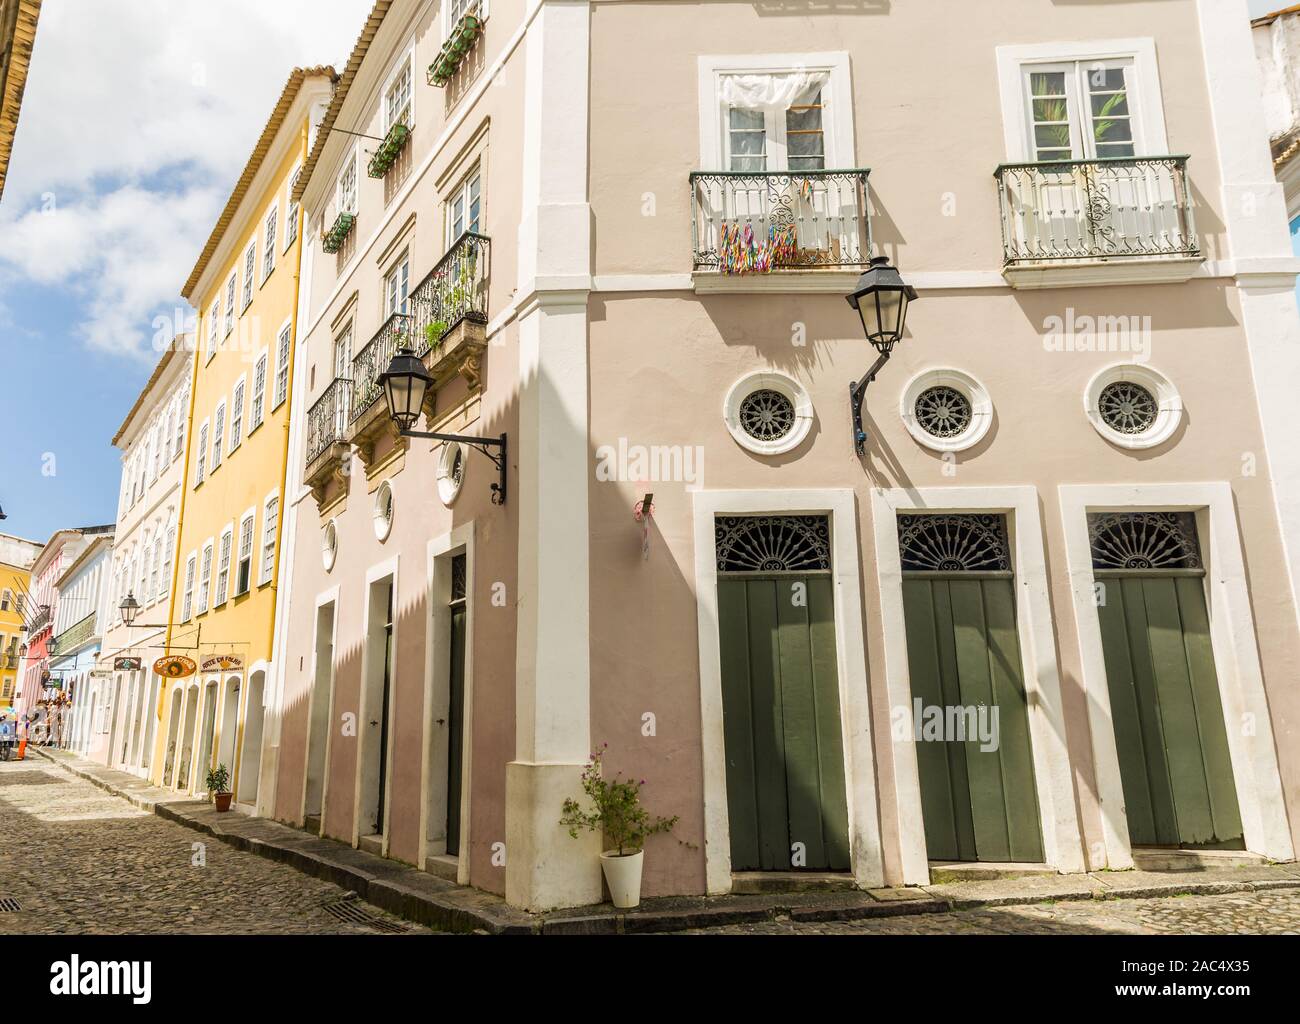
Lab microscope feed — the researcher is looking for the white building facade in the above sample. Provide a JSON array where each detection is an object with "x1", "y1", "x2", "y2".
[{"x1": 95, "y1": 346, "x2": 192, "y2": 775}]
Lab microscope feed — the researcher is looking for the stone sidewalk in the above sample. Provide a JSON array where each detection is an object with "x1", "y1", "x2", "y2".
[{"x1": 28, "y1": 746, "x2": 1300, "y2": 935}]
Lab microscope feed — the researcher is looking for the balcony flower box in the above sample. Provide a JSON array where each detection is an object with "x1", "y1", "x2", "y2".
[
  {"x1": 367, "y1": 122, "x2": 411, "y2": 179},
  {"x1": 321, "y1": 212, "x2": 356, "y2": 255},
  {"x1": 427, "y1": 9, "x2": 484, "y2": 88}
]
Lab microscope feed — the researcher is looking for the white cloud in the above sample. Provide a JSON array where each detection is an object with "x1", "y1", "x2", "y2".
[{"x1": 0, "y1": 0, "x2": 372, "y2": 357}]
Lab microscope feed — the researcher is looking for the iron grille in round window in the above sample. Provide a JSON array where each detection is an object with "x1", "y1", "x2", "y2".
[
  {"x1": 898, "y1": 514, "x2": 1011, "y2": 572},
  {"x1": 1098, "y1": 381, "x2": 1158, "y2": 435},
  {"x1": 450, "y1": 447, "x2": 464, "y2": 488},
  {"x1": 716, "y1": 515, "x2": 831, "y2": 573},
  {"x1": 738, "y1": 389, "x2": 796, "y2": 443},
  {"x1": 1088, "y1": 511, "x2": 1202, "y2": 571},
  {"x1": 914, "y1": 385, "x2": 972, "y2": 439}
]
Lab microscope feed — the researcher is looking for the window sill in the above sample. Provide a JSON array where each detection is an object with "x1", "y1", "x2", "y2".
[
  {"x1": 692, "y1": 268, "x2": 862, "y2": 294},
  {"x1": 1001, "y1": 256, "x2": 1204, "y2": 290}
]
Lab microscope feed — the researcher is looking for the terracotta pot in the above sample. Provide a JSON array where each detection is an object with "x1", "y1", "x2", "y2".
[
  {"x1": 214, "y1": 792, "x2": 233, "y2": 813},
  {"x1": 600, "y1": 849, "x2": 644, "y2": 909}
]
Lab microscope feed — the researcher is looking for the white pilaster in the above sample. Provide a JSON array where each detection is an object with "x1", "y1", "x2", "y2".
[
  {"x1": 1198, "y1": 0, "x2": 1300, "y2": 627},
  {"x1": 505, "y1": 0, "x2": 601, "y2": 912}
]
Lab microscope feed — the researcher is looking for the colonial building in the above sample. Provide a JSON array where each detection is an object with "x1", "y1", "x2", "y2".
[
  {"x1": 262, "y1": 0, "x2": 1300, "y2": 913},
  {"x1": 15, "y1": 525, "x2": 112, "y2": 738},
  {"x1": 155, "y1": 68, "x2": 334, "y2": 801},
  {"x1": 0, "y1": 532, "x2": 42, "y2": 710},
  {"x1": 1254, "y1": 4, "x2": 1300, "y2": 219},
  {"x1": 94, "y1": 344, "x2": 192, "y2": 776},
  {"x1": 49, "y1": 531, "x2": 113, "y2": 755}
]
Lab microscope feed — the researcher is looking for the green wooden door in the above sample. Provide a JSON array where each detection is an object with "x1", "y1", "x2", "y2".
[
  {"x1": 446, "y1": 603, "x2": 466, "y2": 853},
  {"x1": 1097, "y1": 574, "x2": 1243, "y2": 847},
  {"x1": 897, "y1": 513, "x2": 1042, "y2": 864},
  {"x1": 1089, "y1": 512, "x2": 1242, "y2": 849},
  {"x1": 718, "y1": 574, "x2": 851, "y2": 872},
  {"x1": 901, "y1": 576, "x2": 1043, "y2": 863}
]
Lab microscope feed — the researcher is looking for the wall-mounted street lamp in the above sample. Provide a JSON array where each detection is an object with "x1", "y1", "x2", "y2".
[
  {"x1": 378, "y1": 347, "x2": 508, "y2": 506},
  {"x1": 847, "y1": 256, "x2": 918, "y2": 455},
  {"x1": 119, "y1": 592, "x2": 141, "y2": 628}
]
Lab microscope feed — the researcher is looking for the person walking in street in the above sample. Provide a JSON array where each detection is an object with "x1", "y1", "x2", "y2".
[{"x1": 16, "y1": 714, "x2": 28, "y2": 760}]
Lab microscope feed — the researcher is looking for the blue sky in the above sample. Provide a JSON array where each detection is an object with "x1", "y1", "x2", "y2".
[{"x1": 0, "y1": 0, "x2": 370, "y2": 545}]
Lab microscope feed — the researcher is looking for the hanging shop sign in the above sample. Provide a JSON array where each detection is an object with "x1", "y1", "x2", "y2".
[
  {"x1": 153, "y1": 655, "x2": 197, "y2": 679},
  {"x1": 200, "y1": 654, "x2": 245, "y2": 673},
  {"x1": 90, "y1": 668, "x2": 113, "y2": 679},
  {"x1": 114, "y1": 656, "x2": 143, "y2": 671}
]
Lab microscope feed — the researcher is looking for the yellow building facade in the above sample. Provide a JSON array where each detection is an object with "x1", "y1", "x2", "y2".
[
  {"x1": 152, "y1": 68, "x2": 334, "y2": 802},
  {"x1": 0, "y1": 538, "x2": 41, "y2": 710}
]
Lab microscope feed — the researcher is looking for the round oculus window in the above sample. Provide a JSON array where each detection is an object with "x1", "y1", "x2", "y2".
[
  {"x1": 373, "y1": 481, "x2": 394, "y2": 541},
  {"x1": 914, "y1": 385, "x2": 973, "y2": 440},
  {"x1": 322, "y1": 520, "x2": 338, "y2": 571},
  {"x1": 437, "y1": 442, "x2": 467, "y2": 507},
  {"x1": 723, "y1": 372, "x2": 814, "y2": 456},
  {"x1": 1097, "y1": 380, "x2": 1158, "y2": 436},
  {"x1": 738, "y1": 389, "x2": 796, "y2": 443}
]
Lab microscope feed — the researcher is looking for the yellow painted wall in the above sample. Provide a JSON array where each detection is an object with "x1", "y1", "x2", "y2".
[
  {"x1": 151, "y1": 106, "x2": 309, "y2": 791},
  {"x1": 0, "y1": 562, "x2": 31, "y2": 709}
]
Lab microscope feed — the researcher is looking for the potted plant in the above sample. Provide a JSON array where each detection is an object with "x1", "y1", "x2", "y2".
[
  {"x1": 560, "y1": 745, "x2": 678, "y2": 909},
  {"x1": 206, "y1": 764, "x2": 233, "y2": 812}
]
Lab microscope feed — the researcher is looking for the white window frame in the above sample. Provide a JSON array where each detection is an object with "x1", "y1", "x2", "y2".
[
  {"x1": 442, "y1": 0, "x2": 487, "y2": 43},
  {"x1": 262, "y1": 202, "x2": 279, "y2": 283},
  {"x1": 697, "y1": 52, "x2": 855, "y2": 171},
  {"x1": 994, "y1": 39, "x2": 1169, "y2": 162},
  {"x1": 194, "y1": 419, "x2": 209, "y2": 487},
  {"x1": 259, "y1": 492, "x2": 280, "y2": 586},
  {"x1": 382, "y1": 47, "x2": 416, "y2": 134},
  {"x1": 215, "y1": 526, "x2": 233, "y2": 607},
  {"x1": 242, "y1": 241, "x2": 256, "y2": 310},
  {"x1": 225, "y1": 275, "x2": 237, "y2": 336},
  {"x1": 161, "y1": 525, "x2": 175, "y2": 604},
  {"x1": 198, "y1": 541, "x2": 213, "y2": 615},
  {"x1": 236, "y1": 510, "x2": 256, "y2": 597},
  {"x1": 384, "y1": 252, "x2": 410, "y2": 318},
  {"x1": 446, "y1": 168, "x2": 482, "y2": 244},
  {"x1": 337, "y1": 149, "x2": 358, "y2": 216},
  {"x1": 174, "y1": 388, "x2": 187, "y2": 459},
  {"x1": 285, "y1": 165, "x2": 302, "y2": 251},
  {"x1": 273, "y1": 319, "x2": 292, "y2": 410},
  {"x1": 250, "y1": 350, "x2": 268, "y2": 431},
  {"x1": 211, "y1": 400, "x2": 226, "y2": 471},
  {"x1": 229, "y1": 375, "x2": 247, "y2": 452}
]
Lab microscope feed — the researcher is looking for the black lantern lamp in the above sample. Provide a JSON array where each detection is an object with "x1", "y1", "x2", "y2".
[
  {"x1": 47, "y1": 636, "x2": 59, "y2": 655},
  {"x1": 379, "y1": 347, "x2": 508, "y2": 505},
  {"x1": 119, "y1": 592, "x2": 141, "y2": 628},
  {"x1": 847, "y1": 255, "x2": 918, "y2": 455}
]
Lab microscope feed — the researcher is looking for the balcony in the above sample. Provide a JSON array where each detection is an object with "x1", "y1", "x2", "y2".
[
  {"x1": 690, "y1": 169, "x2": 871, "y2": 292},
  {"x1": 304, "y1": 377, "x2": 353, "y2": 506},
  {"x1": 348, "y1": 312, "x2": 415, "y2": 467},
  {"x1": 994, "y1": 156, "x2": 1202, "y2": 288},
  {"x1": 409, "y1": 231, "x2": 491, "y2": 413}
]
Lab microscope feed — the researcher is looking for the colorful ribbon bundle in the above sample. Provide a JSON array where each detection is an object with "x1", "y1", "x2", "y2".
[{"x1": 719, "y1": 221, "x2": 800, "y2": 274}]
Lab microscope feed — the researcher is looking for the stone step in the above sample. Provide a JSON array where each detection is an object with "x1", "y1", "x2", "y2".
[
  {"x1": 730, "y1": 871, "x2": 858, "y2": 894},
  {"x1": 1129, "y1": 846, "x2": 1270, "y2": 872},
  {"x1": 927, "y1": 861, "x2": 1059, "y2": 884}
]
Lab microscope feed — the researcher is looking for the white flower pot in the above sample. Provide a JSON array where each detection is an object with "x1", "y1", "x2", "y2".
[{"x1": 600, "y1": 849, "x2": 644, "y2": 909}]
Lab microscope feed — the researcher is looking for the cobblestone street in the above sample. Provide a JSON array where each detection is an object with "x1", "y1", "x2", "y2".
[
  {"x1": 0, "y1": 758, "x2": 434, "y2": 935},
  {"x1": 685, "y1": 888, "x2": 1300, "y2": 935}
]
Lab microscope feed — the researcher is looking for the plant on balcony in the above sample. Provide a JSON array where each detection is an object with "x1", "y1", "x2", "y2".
[
  {"x1": 367, "y1": 122, "x2": 411, "y2": 179},
  {"x1": 425, "y1": 319, "x2": 449, "y2": 350},
  {"x1": 427, "y1": 8, "x2": 485, "y2": 88},
  {"x1": 321, "y1": 212, "x2": 356, "y2": 255}
]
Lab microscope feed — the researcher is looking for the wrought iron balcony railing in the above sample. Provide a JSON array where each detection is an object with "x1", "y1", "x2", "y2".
[
  {"x1": 690, "y1": 169, "x2": 871, "y2": 273},
  {"x1": 995, "y1": 156, "x2": 1200, "y2": 266},
  {"x1": 28, "y1": 605, "x2": 50, "y2": 634},
  {"x1": 409, "y1": 231, "x2": 491, "y2": 355},
  {"x1": 351, "y1": 313, "x2": 414, "y2": 422},
  {"x1": 306, "y1": 377, "x2": 353, "y2": 465}
]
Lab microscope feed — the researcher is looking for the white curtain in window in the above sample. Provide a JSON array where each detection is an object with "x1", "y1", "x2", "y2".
[{"x1": 718, "y1": 70, "x2": 828, "y2": 111}]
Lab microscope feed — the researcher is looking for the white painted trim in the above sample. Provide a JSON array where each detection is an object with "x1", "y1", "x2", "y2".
[
  {"x1": 1083, "y1": 362, "x2": 1182, "y2": 450},
  {"x1": 870, "y1": 486, "x2": 1086, "y2": 883},
  {"x1": 300, "y1": 585, "x2": 341, "y2": 830},
  {"x1": 696, "y1": 52, "x2": 855, "y2": 169},
  {"x1": 419, "y1": 523, "x2": 475, "y2": 884},
  {"x1": 899, "y1": 368, "x2": 993, "y2": 454},
  {"x1": 994, "y1": 38, "x2": 1169, "y2": 162},
  {"x1": 1058, "y1": 482, "x2": 1295, "y2": 865},
  {"x1": 722, "y1": 371, "x2": 814, "y2": 456},
  {"x1": 352, "y1": 556, "x2": 399, "y2": 848},
  {"x1": 692, "y1": 488, "x2": 883, "y2": 893}
]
